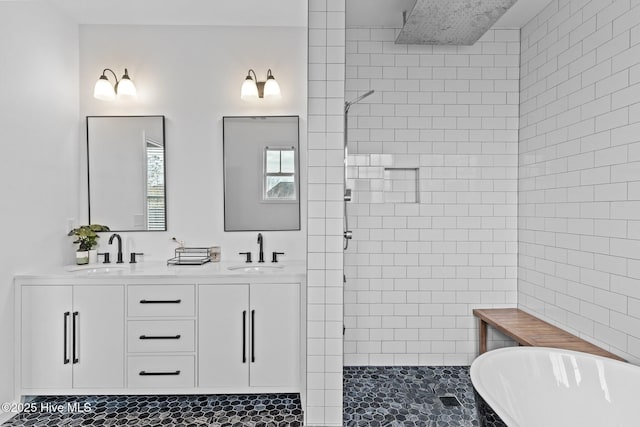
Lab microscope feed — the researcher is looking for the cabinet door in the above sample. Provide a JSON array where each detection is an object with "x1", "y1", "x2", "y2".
[
  {"x1": 250, "y1": 283, "x2": 299, "y2": 388},
  {"x1": 199, "y1": 284, "x2": 249, "y2": 388},
  {"x1": 73, "y1": 285, "x2": 124, "y2": 388},
  {"x1": 21, "y1": 285, "x2": 73, "y2": 389}
]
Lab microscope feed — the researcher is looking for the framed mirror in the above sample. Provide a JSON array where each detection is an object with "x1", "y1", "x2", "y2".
[
  {"x1": 223, "y1": 116, "x2": 300, "y2": 231},
  {"x1": 87, "y1": 115, "x2": 166, "y2": 231}
]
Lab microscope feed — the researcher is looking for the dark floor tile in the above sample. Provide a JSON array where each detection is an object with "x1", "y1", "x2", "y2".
[
  {"x1": 1, "y1": 394, "x2": 303, "y2": 427},
  {"x1": 343, "y1": 366, "x2": 479, "y2": 427},
  {"x1": 3, "y1": 367, "x2": 478, "y2": 426}
]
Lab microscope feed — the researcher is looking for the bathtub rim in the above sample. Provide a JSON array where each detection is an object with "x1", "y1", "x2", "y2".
[{"x1": 470, "y1": 346, "x2": 629, "y2": 427}]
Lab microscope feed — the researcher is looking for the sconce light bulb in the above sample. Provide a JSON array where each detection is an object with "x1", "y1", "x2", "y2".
[
  {"x1": 241, "y1": 74, "x2": 259, "y2": 100},
  {"x1": 117, "y1": 69, "x2": 137, "y2": 99},
  {"x1": 263, "y1": 74, "x2": 281, "y2": 98},
  {"x1": 93, "y1": 75, "x2": 116, "y2": 101}
]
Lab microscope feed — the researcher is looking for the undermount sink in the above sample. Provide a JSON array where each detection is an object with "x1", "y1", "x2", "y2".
[
  {"x1": 67, "y1": 265, "x2": 127, "y2": 275},
  {"x1": 227, "y1": 264, "x2": 284, "y2": 273}
]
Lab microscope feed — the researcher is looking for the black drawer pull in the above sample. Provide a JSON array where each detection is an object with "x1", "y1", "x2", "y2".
[
  {"x1": 139, "y1": 335, "x2": 181, "y2": 340},
  {"x1": 139, "y1": 370, "x2": 181, "y2": 376},
  {"x1": 139, "y1": 299, "x2": 182, "y2": 304}
]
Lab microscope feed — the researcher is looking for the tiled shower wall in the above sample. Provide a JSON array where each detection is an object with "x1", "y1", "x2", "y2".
[
  {"x1": 307, "y1": 0, "x2": 345, "y2": 425},
  {"x1": 344, "y1": 28, "x2": 520, "y2": 366},
  {"x1": 518, "y1": 0, "x2": 640, "y2": 363}
]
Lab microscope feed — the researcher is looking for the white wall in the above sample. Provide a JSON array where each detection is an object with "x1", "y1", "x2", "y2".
[
  {"x1": 344, "y1": 28, "x2": 520, "y2": 366},
  {"x1": 306, "y1": 0, "x2": 346, "y2": 424},
  {"x1": 519, "y1": 0, "x2": 640, "y2": 363},
  {"x1": 0, "y1": 0, "x2": 79, "y2": 419},
  {"x1": 78, "y1": 24, "x2": 308, "y2": 262}
]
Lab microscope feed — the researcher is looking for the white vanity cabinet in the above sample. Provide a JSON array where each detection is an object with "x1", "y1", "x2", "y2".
[
  {"x1": 198, "y1": 283, "x2": 300, "y2": 390},
  {"x1": 20, "y1": 284, "x2": 124, "y2": 390},
  {"x1": 15, "y1": 263, "x2": 306, "y2": 398}
]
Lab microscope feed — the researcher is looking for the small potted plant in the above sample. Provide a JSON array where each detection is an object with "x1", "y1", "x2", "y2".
[{"x1": 68, "y1": 224, "x2": 110, "y2": 264}]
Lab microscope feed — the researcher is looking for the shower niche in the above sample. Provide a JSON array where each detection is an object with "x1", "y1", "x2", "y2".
[{"x1": 383, "y1": 168, "x2": 419, "y2": 204}]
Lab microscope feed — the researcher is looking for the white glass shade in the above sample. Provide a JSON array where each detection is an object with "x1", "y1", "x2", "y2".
[
  {"x1": 117, "y1": 77, "x2": 137, "y2": 99},
  {"x1": 93, "y1": 76, "x2": 116, "y2": 101},
  {"x1": 263, "y1": 76, "x2": 281, "y2": 98},
  {"x1": 241, "y1": 76, "x2": 259, "y2": 100}
]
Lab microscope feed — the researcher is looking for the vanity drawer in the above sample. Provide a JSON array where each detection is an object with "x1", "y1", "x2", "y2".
[
  {"x1": 127, "y1": 356, "x2": 194, "y2": 388},
  {"x1": 128, "y1": 285, "x2": 195, "y2": 317},
  {"x1": 128, "y1": 320, "x2": 195, "y2": 353}
]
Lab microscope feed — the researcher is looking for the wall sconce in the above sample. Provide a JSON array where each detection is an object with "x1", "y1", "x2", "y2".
[
  {"x1": 241, "y1": 69, "x2": 281, "y2": 100},
  {"x1": 93, "y1": 68, "x2": 137, "y2": 101}
]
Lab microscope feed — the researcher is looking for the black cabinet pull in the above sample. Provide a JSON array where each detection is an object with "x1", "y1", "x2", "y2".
[
  {"x1": 139, "y1": 299, "x2": 182, "y2": 304},
  {"x1": 251, "y1": 309, "x2": 255, "y2": 363},
  {"x1": 242, "y1": 311, "x2": 247, "y2": 363},
  {"x1": 63, "y1": 312, "x2": 70, "y2": 364},
  {"x1": 139, "y1": 370, "x2": 180, "y2": 376},
  {"x1": 72, "y1": 311, "x2": 79, "y2": 364},
  {"x1": 139, "y1": 335, "x2": 181, "y2": 340}
]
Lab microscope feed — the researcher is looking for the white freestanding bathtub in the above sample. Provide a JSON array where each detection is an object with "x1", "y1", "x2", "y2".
[{"x1": 470, "y1": 347, "x2": 639, "y2": 427}]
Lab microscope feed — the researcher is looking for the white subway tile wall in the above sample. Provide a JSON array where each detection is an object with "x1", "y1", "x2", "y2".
[
  {"x1": 307, "y1": 0, "x2": 345, "y2": 425},
  {"x1": 519, "y1": 0, "x2": 640, "y2": 363},
  {"x1": 344, "y1": 28, "x2": 520, "y2": 366}
]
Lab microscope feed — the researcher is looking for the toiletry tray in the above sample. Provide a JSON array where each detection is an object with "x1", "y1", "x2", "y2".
[{"x1": 167, "y1": 247, "x2": 219, "y2": 265}]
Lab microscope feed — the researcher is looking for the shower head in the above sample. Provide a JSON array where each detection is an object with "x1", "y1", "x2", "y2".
[{"x1": 345, "y1": 90, "x2": 375, "y2": 113}]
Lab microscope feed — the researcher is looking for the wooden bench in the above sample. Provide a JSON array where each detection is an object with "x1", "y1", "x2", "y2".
[{"x1": 473, "y1": 308, "x2": 626, "y2": 362}]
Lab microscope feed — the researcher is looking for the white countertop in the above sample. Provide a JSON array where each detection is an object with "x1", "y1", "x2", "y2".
[{"x1": 14, "y1": 260, "x2": 306, "y2": 284}]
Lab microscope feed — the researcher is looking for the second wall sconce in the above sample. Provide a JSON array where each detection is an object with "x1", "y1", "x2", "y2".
[
  {"x1": 241, "y1": 69, "x2": 281, "y2": 100},
  {"x1": 94, "y1": 68, "x2": 137, "y2": 101}
]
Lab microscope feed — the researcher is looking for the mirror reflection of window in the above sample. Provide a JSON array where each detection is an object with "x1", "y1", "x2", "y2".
[
  {"x1": 146, "y1": 137, "x2": 165, "y2": 230},
  {"x1": 87, "y1": 115, "x2": 166, "y2": 231},
  {"x1": 222, "y1": 115, "x2": 299, "y2": 231},
  {"x1": 264, "y1": 147, "x2": 296, "y2": 201}
]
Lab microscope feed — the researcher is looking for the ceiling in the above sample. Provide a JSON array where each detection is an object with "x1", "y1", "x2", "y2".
[
  {"x1": 48, "y1": 0, "x2": 549, "y2": 30},
  {"x1": 346, "y1": 0, "x2": 552, "y2": 29},
  {"x1": 48, "y1": 0, "x2": 307, "y2": 27}
]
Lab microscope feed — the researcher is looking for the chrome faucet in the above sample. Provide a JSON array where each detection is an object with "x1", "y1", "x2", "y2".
[
  {"x1": 108, "y1": 233, "x2": 124, "y2": 264},
  {"x1": 257, "y1": 233, "x2": 265, "y2": 263}
]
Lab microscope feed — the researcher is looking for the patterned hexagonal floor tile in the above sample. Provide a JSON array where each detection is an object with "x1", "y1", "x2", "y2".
[
  {"x1": 2, "y1": 367, "x2": 478, "y2": 426},
  {"x1": 343, "y1": 366, "x2": 479, "y2": 427},
  {"x1": 2, "y1": 394, "x2": 303, "y2": 427}
]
